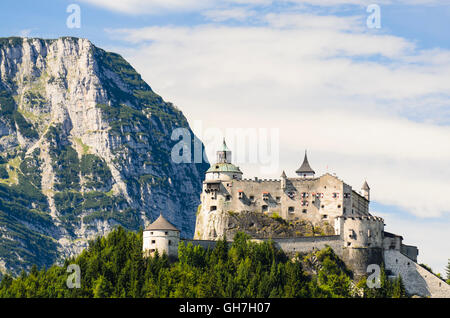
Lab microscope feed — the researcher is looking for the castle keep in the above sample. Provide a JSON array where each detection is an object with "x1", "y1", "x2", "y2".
[
  {"x1": 144, "y1": 140, "x2": 450, "y2": 298},
  {"x1": 197, "y1": 140, "x2": 374, "y2": 237}
]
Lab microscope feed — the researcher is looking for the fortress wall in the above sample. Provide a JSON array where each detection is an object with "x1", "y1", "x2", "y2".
[
  {"x1": 400, "y1": 244, "x2": 419, "y2": 263},
  {"x1": 339, "y1": 216, "x2": 384, "y2": 248},
  {"x1": 285, "y1": 174, "x2": 344, "y2": 223},
  {"x1": 231, "y1": 179, "x2": 282, "y2": 215},
  {"x1": 182, "y1": 239, "x2": 218, "y2": 251},
  {"x1": 342, "y1": 247, "x2": 383, "y2": 277},
  {"x1": 252, "y1": 235, "x2": 344, "y2": 258},
  {"x1": 351, "y1": 191, "x2": 369, "y2": 215},
  {"x1": 384, "y1": 249, "x2": 450, "y2": 298}
]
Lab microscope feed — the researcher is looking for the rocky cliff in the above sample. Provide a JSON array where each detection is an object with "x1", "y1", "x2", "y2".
[
  {"x1": 195, "y1": 210, "x2": 335, "y2": 240},
  {"x1": 0, "y1": 37, "x2": 208, "y2": 275}
]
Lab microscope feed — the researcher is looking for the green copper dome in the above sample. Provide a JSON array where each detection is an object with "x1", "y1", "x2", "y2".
[{"x1": 206, "y1": 162, "x2": 242, "y2": 174}]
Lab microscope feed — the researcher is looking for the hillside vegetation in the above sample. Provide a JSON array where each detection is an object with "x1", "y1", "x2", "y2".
[{"x1": 0, "y1": 227, "x2": 406, "y2": 298}]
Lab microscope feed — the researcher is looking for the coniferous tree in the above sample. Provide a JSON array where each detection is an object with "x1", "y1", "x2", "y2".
[
  {"x1": 0, "y1": 227, "x2": 412, "y2": 298},
  {"x1": 445, "y1": 259, "x2": 450, "y2": 283}
]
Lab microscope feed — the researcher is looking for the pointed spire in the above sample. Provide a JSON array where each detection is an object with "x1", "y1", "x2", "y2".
[
  {"x1": 221, "y1": 138, "x2": 230, "y2": 152},
  {"x1": 281, "y1": 170, "x2": 287, "y2": 178},
  {"x1": 362, "y1": 180, "x2": 370, "y2": 190},
  {"x1": 296, "y1": 150, "x2": 315, "y2": 176},
  {"x1": 217, "y1": 138, "x2": 231, "y2": 164}
]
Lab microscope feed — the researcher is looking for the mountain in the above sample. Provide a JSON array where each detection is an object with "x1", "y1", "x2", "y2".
[{"x1": 0, "y1": 37, "x2": 209, "y2": 276}]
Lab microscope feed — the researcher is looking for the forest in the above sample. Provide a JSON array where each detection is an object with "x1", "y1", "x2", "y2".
[{"x1": 0, "y1": 227, "x2": 407, "y2": 298}]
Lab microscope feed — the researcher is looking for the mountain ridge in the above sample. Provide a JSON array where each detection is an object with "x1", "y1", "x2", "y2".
[{"x1": 0, "y1": 36, "x2": 208, "y2": 276}]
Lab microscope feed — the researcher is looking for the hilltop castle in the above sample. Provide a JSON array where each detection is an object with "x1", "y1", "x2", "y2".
[{"x1": 144, "y1": 140, "x2": 450, "y2": 298}]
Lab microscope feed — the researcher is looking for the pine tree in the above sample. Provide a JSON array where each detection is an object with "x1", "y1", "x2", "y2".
[
  {"x1": 392, "y1": 276, "x2": 406, "y2": 298},
  {"x1": 445, "y1": 259, "x2": 450, "y2": 282}
]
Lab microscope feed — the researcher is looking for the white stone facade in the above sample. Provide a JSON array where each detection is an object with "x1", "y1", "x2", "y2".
[{"x1": 143, "y1": 229, "x2": 179, "y2": 258}]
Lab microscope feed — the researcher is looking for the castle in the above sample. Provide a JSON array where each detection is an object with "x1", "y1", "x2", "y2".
[{"x1": 143, "y1": 140, "x2": 450, "y2": 298}]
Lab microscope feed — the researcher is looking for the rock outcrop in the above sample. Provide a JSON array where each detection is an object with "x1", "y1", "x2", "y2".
[
  {"x1": 195, "y1": 210, "x2": 335, "y2": 240},
  {"x1": 0, "y1": 37, "x2": 208, "y2": 275}
]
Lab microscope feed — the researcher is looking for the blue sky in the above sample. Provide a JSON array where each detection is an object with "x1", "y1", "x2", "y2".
[{"x1": 1, "y1": 0, "x2": 449, "y2": 275}]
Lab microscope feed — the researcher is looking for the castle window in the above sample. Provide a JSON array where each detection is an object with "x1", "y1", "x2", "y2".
[
  {"x1": 344, "y1": 193, "x2": 350, "y2": 199},
  {"x1": 332, "y1": 193, "x2": 339, "y2": 198},
  {"x1": 368, "y1": 229, "x2": 372, "y2": 237},
  {"x1": 322, "y1": 215, "x2": 328, "y2": 219},
  {"x1": 210, "y1": 206, "x2": 217, "y2": 211},
  {"x1": 250, "y1": 195, "x2": 255, "y2": 201},
  {"x1": 343, "y1": 207, "x2": 346, "y2": 213},
  {"x1": 302, "y1": 209, "x2": 307, "y2": 214},
  {"x1": 301, "y1": 200, "x2": 308, "y2": 206},
  {"x1": 288, "y1": 206, "x2": 295, "y2": 213},
  {"x1": 238, "y1": 190, "x2": 244, "y2": 199},
  {"x1": 276, "y1": 197, "x2": 280, "y2": 202},
  {"x1": 262, "y1": 192, "x2": 269, "y2": 200},
  {"x1": 165, "y1": 232, "x2": 168, "y2": 235},
  {"x1": 150, "y1": 249, "x2": 155, "y2": 252},
  {"x1": 338, "y1": 205, "x2": 341, "y2": 209},
  {"x1": 150, "y1": 232, "x2": 153, "y2": 235},
  {"x1": 321, "y1": 205, "x2": 325, "y2": 208},
  {"x1": 168, "y1": 240, "x2": 172, "y2": 246},
  {"x1": 347, "y1": 242, "x2": 351, "y2": 246},
  {"x1": 301, "y1": 192, "x2": 308, "y2": 198},
  {"x1": 262, "y1": 205, "x2": 268, "y2": 212},
  {"x1": 151, "y1": 240, "x2": 155, "y2": 244},
  {"x1": 225, "y1": 195, "x2": 231, "y2": 201}
]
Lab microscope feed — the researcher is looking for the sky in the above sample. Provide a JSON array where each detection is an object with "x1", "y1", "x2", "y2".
[{"x1": 0, "y1": 0, "x2": 449, "y2": 276}]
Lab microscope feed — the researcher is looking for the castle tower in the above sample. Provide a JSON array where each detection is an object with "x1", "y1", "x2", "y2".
[
  {"x1": 281, "y1": 170, "x2": 287, "y2": 189},
  {"x1": 361, "y1": 180, "x2": 370, "y2": 201},
  {"x1": 295, "y1": 150, "x2": 315, "y2": 178},
  {"x1": 143, "y1": 214, "x2": 180, "y2": 259},
  {"x1": 217, "y1": 138, "x2": 232, "y2": 164},
  {"x1": 205, "y1": 138, "x2": 243, "y2": 181}
]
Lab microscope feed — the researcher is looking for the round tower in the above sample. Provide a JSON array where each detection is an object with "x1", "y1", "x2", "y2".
[
  {"x1": 336, "y1": 215, "x2": 384, "y2": 277},
  {"x1": 143, "y1": 214, "x2": 180, "y2": 259},
  {"x1": 205, "y1": 139, "x2": 243, "y2": 181}
]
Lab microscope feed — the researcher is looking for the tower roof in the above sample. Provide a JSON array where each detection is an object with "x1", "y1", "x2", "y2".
[
  {"x1": 206, "y1": 162, "x2": 242, "y2": 174},
  {"x1": 296, "y1": 151, "x2": 315, "y2": 174},
  {"x1": 362, "y1": 180, "x2": 370, "y2": 190},
  {"x1": 145, "y1": 214, "x2": 179, "y2": 232},
  {"x1": 281, "y1": 170, "x2": 287, "y2": 178},
  {"x1": 221, "y1": 138, "x2": 230, "y2": 152}
]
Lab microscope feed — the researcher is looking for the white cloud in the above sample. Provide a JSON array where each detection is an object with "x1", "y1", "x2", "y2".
[
  {"x1": 19, "y1": 29, "x2": 32, "y2": 37},
  {"x1": 106, "y1": 16, "x2": 450, "y2": 221},
  {"x1": 203, "y1": 8, "x2": 257, "y2": 22},
  {"x1": 78, "y1": 0, "x2": 447, "y2": 15},
  {"x1": 78, "y1": 0, "x2": 214, "y2": 14}
]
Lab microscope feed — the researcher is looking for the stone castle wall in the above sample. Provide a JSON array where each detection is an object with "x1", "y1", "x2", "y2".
[
  {"x1": 197, "y1": 173, "x2": 370, "y2": 241},
  {"x1": 384, "y1": 249, "x2": 450, "y2": 298},
  {"x1": 254, "y1": 235, "x2": 344, "y2": 258}
]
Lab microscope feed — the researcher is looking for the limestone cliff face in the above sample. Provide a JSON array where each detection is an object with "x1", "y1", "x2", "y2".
[
  {"x1": 0, "y1": 37, "x2": 208, "y2": 275},
  {"x1": 195, "y1": 210, "x2": 335, "y2": 240}
]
